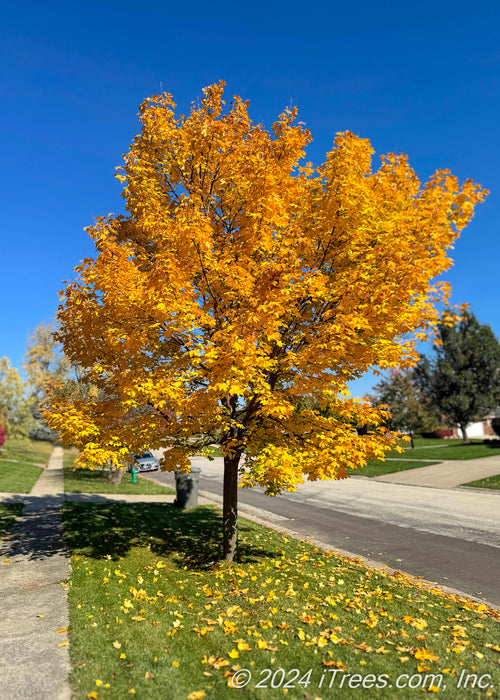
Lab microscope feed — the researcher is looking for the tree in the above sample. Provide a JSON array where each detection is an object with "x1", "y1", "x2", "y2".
[
  {"x1": 416, "y1": 310, "x2": 500, "y2": 443},
  {"x1": 23, "y1": 320, "x2": 74, "y2": 440},
  {"x1": 367, "y1": 369, "x2": 440, "y2": 448},
  {"x1": 0, "y1": 357, "x2": 35, "y2": 442},
  {"x1": 23, "y1": 320, "x2": 73, "y2": 398},
  {"x1": 43, "y1": 83, "x2": 486, "y2": 560}
]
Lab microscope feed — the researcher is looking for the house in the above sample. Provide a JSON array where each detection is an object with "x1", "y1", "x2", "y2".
[{"x1": 460, "y1": 407, "x2": 500, "y2": 439}]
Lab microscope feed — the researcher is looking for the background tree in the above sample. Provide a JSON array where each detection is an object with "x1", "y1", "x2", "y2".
[
  {"x1": 23, "y1": 320, "x2": 73, "y2": 399},
  {"x1": 0, "y1": 357, "x2": 35, "y2": 442},
  {"x1": 367, "y1": 369, "x2": 440, "y2": 448},
  {"x1": 43, "y1": 83, "x2": 486, "y2": 561},
  {"x1": 415, "y1": 310, "x2": 500, "y2": 443},
  {"x1": 23, "y1": 320, "x2": 74, "y2": 440}
]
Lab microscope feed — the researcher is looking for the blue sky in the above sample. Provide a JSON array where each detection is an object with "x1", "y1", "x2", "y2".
[{"x1": 2, "y1": 0, "x2": 499, "y2": 396}]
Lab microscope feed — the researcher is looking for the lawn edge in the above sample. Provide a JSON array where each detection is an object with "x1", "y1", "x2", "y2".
[{"x1": 197, "y1": 490, "x2": 500, "y2": 617}]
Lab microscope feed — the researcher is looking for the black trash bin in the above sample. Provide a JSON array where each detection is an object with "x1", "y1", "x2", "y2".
[{"x1": 174, "y1": 467, "x2": 201, "y2": 508}]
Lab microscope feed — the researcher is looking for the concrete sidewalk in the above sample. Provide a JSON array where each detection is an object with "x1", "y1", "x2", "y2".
[
  {"x1": 0, "y1": 447, "x2": 71, "y2": 700},
  {"x1": 375, "y1": 454, "x2": 500, "y2": 487}
]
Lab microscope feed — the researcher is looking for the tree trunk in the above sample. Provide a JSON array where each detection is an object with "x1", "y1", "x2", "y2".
[
  {"x1": 223, "y1": 453, "x2": 240, "y2": 562},
  {"x1": 410, "y1": 431, "x2": 414, "y2": 449},
  {"x1": 460, "y1": 423, "x2": 470, "y2": 444},
  {"x1": 108, "y1": 465, "x2": 124, "y2": 484}
]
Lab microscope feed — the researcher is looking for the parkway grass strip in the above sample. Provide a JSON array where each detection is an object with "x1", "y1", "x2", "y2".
[{"x1": 63, "y1": 502, "x2": 500, "y2": 700}]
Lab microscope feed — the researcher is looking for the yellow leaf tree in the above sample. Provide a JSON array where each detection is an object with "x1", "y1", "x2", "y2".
[{"x1": 43, "y1": 82, "x2": 487, "y2": 560}]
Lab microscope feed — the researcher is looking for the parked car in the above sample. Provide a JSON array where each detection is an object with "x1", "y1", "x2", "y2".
[{"x1": 127, "y1": 451, "x2": 159, "y2": 472}]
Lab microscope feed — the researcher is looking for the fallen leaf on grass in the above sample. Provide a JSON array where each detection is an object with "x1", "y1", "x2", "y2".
[{"x1": 322, "y1": 661, "x2": 346, "y2": 670}]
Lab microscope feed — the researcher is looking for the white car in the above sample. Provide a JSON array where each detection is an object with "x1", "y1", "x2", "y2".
[{"x1": 127, "y1": 451, "x2": 159, "y2": 472}]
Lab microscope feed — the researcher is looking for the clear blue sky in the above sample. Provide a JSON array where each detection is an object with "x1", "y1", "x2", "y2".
[{"x1": 2, "y1": 0, "x2": 499, "y2": 396}]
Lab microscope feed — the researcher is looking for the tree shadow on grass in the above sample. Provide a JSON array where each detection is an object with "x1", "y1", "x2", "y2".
[{"x1": 62, "y1": 501, "x2": 277, "y2": 569}]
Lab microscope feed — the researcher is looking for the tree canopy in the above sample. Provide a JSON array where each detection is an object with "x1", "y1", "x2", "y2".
[
  {"x1": 23, "y1": 320, "x2": 73, "y2": 400},
  {"x1": 416, "y1": 310, "x2": 500, "y2": 442},
  {"x1": 43, "y1": 82, "x2": 486, "y2": 559},
  {"x1": 367, "y1": 369, "x2": 440, "y2": 447},
  {"x1": 0, "y1": 357, "x2": 35, "y2": 442}
]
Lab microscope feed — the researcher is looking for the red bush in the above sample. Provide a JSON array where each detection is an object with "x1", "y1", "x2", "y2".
[
  {"x1": 434, "y1": 429, "x2": 454, "y2": 439},
  {"x1": 0, "y1": 425, "x2": 6, "y2": 448}
]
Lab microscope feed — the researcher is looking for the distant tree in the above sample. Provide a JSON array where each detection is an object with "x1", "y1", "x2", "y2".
[
  {"x1": 23, "y1": 321, "x2": 75, "y2": 441},
  {"x1": 415, "y1": 310, "x2": 500, "y2": 443},
  {"x1": 367, "y1": 369, "x2": 440, "y2": 447},
  {"x1": 23, "y1": 321, "x2": 72, "y2": 400},
  {"x1": 0, "y1": 357, "x2": 35, "y2": 442}
]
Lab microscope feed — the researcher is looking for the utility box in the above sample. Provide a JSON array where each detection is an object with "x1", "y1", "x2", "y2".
[{"x1": 174, "y1": 467, "x2": 201, "y2": 508}]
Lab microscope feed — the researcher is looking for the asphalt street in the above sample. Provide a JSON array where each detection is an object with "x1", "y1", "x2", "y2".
[{"x1": 150, "y1": 457, "x2": 500, "y2": 607}]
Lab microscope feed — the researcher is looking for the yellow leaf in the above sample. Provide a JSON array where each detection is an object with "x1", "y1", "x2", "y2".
[{"x1": 187, "y1": 693, "x2": 206, "y2": 700}]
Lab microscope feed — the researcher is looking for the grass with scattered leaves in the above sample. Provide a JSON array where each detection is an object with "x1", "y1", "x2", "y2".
[
  {"x1": 63, "y1": 502, "x2": 500, "y2": 699},
  {"x1": 462, "y1": 474, "x2": 500, "y2": 490}
]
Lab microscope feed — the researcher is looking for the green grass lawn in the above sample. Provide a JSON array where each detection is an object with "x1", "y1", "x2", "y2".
[
  {"x1": 0, "y1": 503, "x2": 24, "y2": 539},
  {"x1": 0, "y1": 437, "x2": 53, "y2": 465},
  {"x1": 62, "y1": 502, "x2": 500, "y2": 700},
  {"x1": 404, "y1": 438, "x2": 463, "y2": 448},
  {"x1": 0, "y1": 460, "x2": 44, "y2": 493},
  {"x1": 397, "y1": 441, "x2": 500, "y2": 461},
  {"x1": 349, "y1": 460, "x2": 439, "y2": 478},
  {"x1": 462, "y1": 474, "x2": 500, "y2": 490},
  {"x1": 63, "y1": 455, "x2": 174, "y2": 495},
  {"x1": 63, "y1": 467, "x2": 174, "y2": 495}
]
